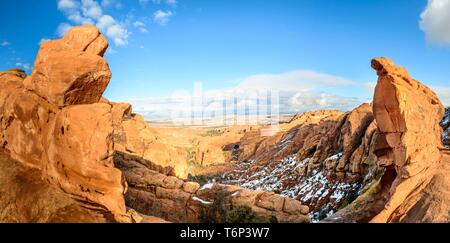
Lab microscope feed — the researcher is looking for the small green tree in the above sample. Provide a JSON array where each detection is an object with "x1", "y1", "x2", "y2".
[
  {"x1": 200, "y1": 187, "x2": 232, "y2": 223},
  {"x1": 225, "y1": 205, "x2": 278, "y2": 223}
]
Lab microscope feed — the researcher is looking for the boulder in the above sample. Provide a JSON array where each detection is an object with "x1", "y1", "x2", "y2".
[{"x1": 24, "y1": 26, "x2": 111, "y2": 107}]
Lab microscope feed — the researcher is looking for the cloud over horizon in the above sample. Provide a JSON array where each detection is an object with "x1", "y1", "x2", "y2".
[{"x1": 125, "y1": 70, "x2": 369, "y2": 122}]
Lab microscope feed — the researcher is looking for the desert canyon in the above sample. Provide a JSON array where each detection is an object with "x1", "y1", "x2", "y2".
[{"x1": 0, "y1": 26, "x2": 449, "y2": 223}]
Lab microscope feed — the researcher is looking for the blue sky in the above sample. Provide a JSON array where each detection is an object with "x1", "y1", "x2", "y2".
[{"x1": 1, "y1": 0, "x2": 449, "y2": 120}]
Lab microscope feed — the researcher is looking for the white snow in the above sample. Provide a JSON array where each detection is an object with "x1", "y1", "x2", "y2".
[
  {"x1": 325, "y1": 153, "x2": 343, "y2": 161},
  {"x1": 199, "y1": 183, "x2": 214, "y2": 191},
  {"x1": 216, "y1": 152, "x2": 363, "y2": 223},
  {"x1": 192, "y1": 196, "x2": 213, "y2": 205}
]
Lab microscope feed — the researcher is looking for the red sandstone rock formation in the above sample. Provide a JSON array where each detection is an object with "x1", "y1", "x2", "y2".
[
  {"x1": 116, "y1": 153, "x2": 310, "y2": 223},
  {"x1": 24, "y1": 26, "x2": 111, "y2": 107},
  {"x1": 234, "y1": 104, "x2": 378, "y2": 182},
  {"x1": 370, "y1": 57, "x2": 449, "y2": 223},
  {"x1": 0, "y1": 26, "x2": 130, "y2": 222}
]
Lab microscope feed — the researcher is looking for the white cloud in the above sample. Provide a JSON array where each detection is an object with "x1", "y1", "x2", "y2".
[
  {"x1": 433, "y1": 86, "x2": 450, "y2": 106},
  {"x1": 58, "y1": 0, "x2": 80, "y2": 12},
  {"x1": 57, "y1": 23, "x2": 73, "y2": 37},
  {"x1": 133, "y1": 21, "x2": 145, "y2": 27},
  {"x1": 0, "y1": 40, "x2": 10, "y2": 47},
  {"x1": 39, "y1": 38, "x2": 52, "y2": 45},
  {"x1": 101, "y1": 0, "x2": 122, "y2": 9},
  {"x1": 81, "y1": 0, "x2": 103, "y2": 19},
  {"x1": 133, "y1": 21, "x2": 148, "y2": 33},
  {"x1": 97, "y1": 15, "x2": 130, "y2": 45},
  {"x1": 151, "y1": 0, "x2": 177, "y2": 7},
  {"x1": 153, "y1": 10, "x2": 173, "y2": 25},
  {"x1": 287, "y1": 92, "x2": 362, "y2": 111},
  {"x1": 15, "y1": 62, "x2": 32, "y2": 71},
  {"x1": 57, "y1": 0, "x2": 130, "y2": 46},
  {"x1": 165, "y1": 0, "x2": 177, "y2": 7},
  {"x1": 420, "y1": 0, "x2": 450, "y2": 45}
]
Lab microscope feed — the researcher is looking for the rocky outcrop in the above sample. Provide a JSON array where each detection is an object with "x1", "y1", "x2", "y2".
[
  {"x1": 369, "y1": 57, "x2": 448, "y2": 223},
  {"x1": 208, "y1": 106, "x2": 381, "y2": 221},
  {"x1": 233, "y1": 107, "x2": 378, "y2": 182},
  {"x1": 112, "y1": 112, "x2": 191, "y2": 178},
  {"x1": 0, "y1": 26, "x2": 130, "y2": 222},
  {"x1": 24, "y1": 26, "x2": 111, "y2": 107},
  {"x1": 115, "y1": 154, "x2": 310, "y2": 223}
]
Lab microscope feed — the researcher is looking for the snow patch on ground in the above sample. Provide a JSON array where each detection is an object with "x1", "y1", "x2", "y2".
[
  {"x1": 325, "y1": 153, "x2": 343, "y2": 162},
  {"x1": 217, "y1": 153, "x2": 362, "y2": 223},
  {"x1": 192, "y1": 196, "x2": 213, "y2": 205},
  {"x1": 199, "y1": 183, "x2": 214, "y2": 191}
]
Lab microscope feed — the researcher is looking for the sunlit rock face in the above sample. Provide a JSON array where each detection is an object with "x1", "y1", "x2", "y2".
[
  {"x1": 370, "y1": 57, "x2": 449, "y2": 223},
  {"x1": 24, "y1": 26, "x2": 111, "y2": 108},
  {"x1": 0, "y1": 26, "x2": 130, "y2": 222}
]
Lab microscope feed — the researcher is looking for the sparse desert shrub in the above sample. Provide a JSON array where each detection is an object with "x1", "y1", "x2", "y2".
[
  {"x1": 200, "y1": 187, "x2": 232, "y2": 223},
  {"x1": 187, "y1": 150, "x2": 203, "y2": 168},
  {"x1": 203, "y1": 129, "x2": 223, "y2": 137}
]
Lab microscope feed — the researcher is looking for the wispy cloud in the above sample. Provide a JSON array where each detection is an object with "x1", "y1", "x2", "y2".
[
  {"x1": 133, "y1": 21, "x2": 148, "y2": 33},
  {"x1": 101, "y1": 0, "x2": 122, "y2": 9},
  {"x1": 57, "y1": 0, "x2": 130, "y2": 46},
  {"x1": 144, "y1": 0, "x2": 177, "y2": 7},
  {"x1": 15, "y1": 62, "x2": 32, "y2": 71},
  {"x1": 420, "y1": 0, "x2": 450, "y2": 45},
  {"x1": 0, "y1": 40, "x2": 11, "y2": 47},
  {"x1": 57, "y1": 23, "x2": 73, "y2": 37},
  {"x1": 39, "y1": 38, "x2": 52, "y2": 45},
  {"x1": 153, "y1": 10, "x2": 173, "y2": 25}
]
